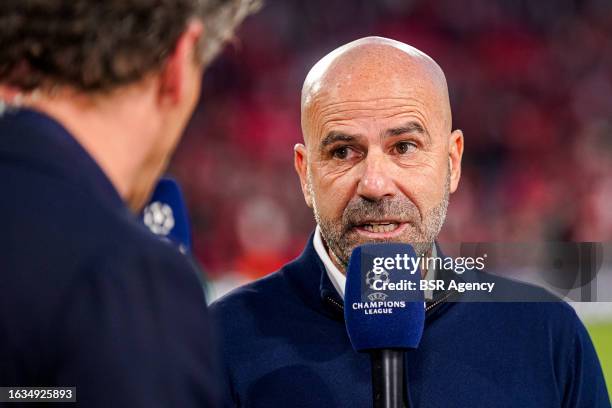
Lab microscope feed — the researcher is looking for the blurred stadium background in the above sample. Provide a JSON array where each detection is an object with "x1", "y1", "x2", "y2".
[{"x1": 168, "y1": 0, "x2": 612, "y2": 392}]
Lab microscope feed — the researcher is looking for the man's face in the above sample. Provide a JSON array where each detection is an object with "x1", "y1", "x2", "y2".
[
  {"x1": 130, "y1": 21, "x2": 205, "y2": 210},
  {"x1": 156, "y1": 21, "x2": 206, "y2": 164},
  {"x1": 296, "y1": 54, "x2": 463, "y2": 267}
]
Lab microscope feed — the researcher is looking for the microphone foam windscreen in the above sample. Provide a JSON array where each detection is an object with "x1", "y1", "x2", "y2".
[
  {"x1": 344, "y1": 243, "x2": 425, "y2": 352},
  {"x1": 142, "y1": 177, "x2": 192, "y2": 254}
]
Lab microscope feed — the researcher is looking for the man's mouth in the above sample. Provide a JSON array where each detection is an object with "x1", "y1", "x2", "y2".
[{"x1": 352, "y1": 221, "x2": 409, "y2": 238}]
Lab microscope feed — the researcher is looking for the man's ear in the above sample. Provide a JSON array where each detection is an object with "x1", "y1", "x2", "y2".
[
  {"x1": 449, "y1": 129, "x2": 464, "y2": 194},
  {"x1": 158, "y1": 20, "x2": 204, "y2": 106},
  {"x1": 294, "y1": 143, "x2": 313, "y2": 208},
  {"x1": 0, "y1": 86, "x2": 22, "y2": 103}
]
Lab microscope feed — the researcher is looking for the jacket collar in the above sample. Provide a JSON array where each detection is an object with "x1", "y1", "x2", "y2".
[
  {"x1": 283, "y1": 234, "x2": 461, "y2": 321},
  {"x1": 0, "y1": 108, "x2": 124, "y2": 210}
]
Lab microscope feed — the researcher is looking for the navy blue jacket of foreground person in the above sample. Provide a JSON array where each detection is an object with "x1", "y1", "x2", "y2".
[
  {"x1": 211, "y1": 235, "x2": 610, "y2": 407},
  {"x1": 0, "y1": 109, "x2": 219, "y2": 407}
]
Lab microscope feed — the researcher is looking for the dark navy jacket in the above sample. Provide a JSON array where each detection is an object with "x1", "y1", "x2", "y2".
[
  {"x1": 0, "y1": 109, "x2": 219, "y2": 407},
  {"x1": 211, "y1": 236, "x2": 610, "y2": 407}
]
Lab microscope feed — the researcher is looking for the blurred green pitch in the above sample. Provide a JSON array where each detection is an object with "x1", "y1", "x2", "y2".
[{"x1": 587, "y1": 323, "x2": 612, "y2": 399}]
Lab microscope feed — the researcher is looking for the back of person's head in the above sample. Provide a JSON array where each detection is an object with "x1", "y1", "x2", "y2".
[
  {"x1": 0, "y1": 0, "x2": 259, "y2": 211},
  {"x1": 0, "y1": 0, "x2": 257, "y2": 93}
]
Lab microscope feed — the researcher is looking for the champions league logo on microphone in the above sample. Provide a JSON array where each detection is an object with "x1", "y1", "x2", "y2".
[
  {"x1": 344, "y1": 243, "x2": 425, "y2": 352},
  {"x1": 143, "y1": 201, "x2": 175, "y2": 236},
  {"x1": 366, "y1": 269, "x2": 390, "y2": 289},
  {"x1": 353, "y1": 266, "x2": 409, "y2": 315},
  {"x1": 367, "y1": 292, "x2": 388, "y2": 301},
  {"x1": 140, "y1": 178, "x2": 193, "y2": 255},
  {"x1": 346, "y1": 244, "x2": 424, "y2": 316},
  {"x1": 365, "y1": 270, "x2": 391, "y2": 304}
]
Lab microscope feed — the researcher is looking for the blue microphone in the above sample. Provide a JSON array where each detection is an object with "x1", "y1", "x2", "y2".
[
  {"x1": 344, "y1": 243, "x2": 425, "y2": 408},
  {"x1": 141, "y1": 177, "x2": 192, "y2": 255}
]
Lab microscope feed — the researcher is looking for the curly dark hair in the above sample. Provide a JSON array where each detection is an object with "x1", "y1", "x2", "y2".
[{"x1": 0, "y1": 0, "x2": 258, "y2": 92}]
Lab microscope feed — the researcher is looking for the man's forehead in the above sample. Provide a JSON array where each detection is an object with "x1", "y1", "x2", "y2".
[
  {"x1": 301, "y1": 37, "x2": 450, "y2": 142},
  {"x1": 303, "y1": 38, "x2": 444, "y2": 102}
]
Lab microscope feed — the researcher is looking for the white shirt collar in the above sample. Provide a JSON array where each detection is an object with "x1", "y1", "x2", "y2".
[
  {"x1": 313, "y1": 225, "x2": 437, "y2": 300},
  {"x1": 313, "y1": 225, "x2": 346, "y2": 297}
]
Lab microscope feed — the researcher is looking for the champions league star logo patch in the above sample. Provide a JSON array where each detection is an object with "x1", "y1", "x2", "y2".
[
  {"x1": 143, "y1": 201, "x2": 175, "y2": 236},
  {"x1": 365, "y1": 269, "x2": 390, "y2": 290}
]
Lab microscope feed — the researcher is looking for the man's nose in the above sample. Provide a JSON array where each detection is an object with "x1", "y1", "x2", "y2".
[{"x1": 356, "y1": 150, "x2": 396, "y2": 202}]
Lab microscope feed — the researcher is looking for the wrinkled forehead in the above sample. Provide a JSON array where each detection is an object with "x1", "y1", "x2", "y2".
[{"x1": 301, "y1": 41, "x2": 450, "y2": 144}]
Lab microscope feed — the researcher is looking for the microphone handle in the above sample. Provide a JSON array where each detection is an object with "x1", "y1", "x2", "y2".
[{"x1": 371, "y1": 349, "x2": 408, "y2": 408}]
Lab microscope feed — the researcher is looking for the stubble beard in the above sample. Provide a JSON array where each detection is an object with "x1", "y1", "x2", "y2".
[{"x1": 309, "y1": 168, "x2": 450, "y2": 270}]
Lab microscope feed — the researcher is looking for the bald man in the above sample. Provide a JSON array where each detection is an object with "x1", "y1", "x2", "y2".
[{"x1": 211, "y1": 37, "x2": 610, "y2": 407}]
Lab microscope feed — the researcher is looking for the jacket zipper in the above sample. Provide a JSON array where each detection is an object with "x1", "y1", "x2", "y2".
[
  {"x1": 326, "y1": 296, "x2": 344, "y2": 311},
  {"x1": 425, "y1": 290, "x2": 456, "y2": 313}
]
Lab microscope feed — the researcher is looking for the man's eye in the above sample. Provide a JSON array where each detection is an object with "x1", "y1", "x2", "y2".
[
  {"x1": 332, "y1": 146, "x2": 352, "y2": 159},
  {"x1": 395, "y1": 141, "x2": 417, "y2": 155}
]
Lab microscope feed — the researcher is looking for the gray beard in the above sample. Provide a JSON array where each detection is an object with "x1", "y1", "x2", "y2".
[{"x1": 310, "y1": 168, "x2": 450, "y2": 269}]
